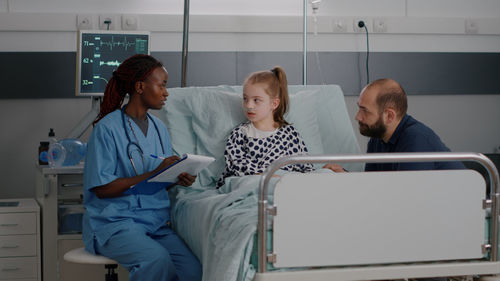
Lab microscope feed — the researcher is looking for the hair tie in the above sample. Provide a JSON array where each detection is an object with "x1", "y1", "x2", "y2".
[{"x1": 271, "y1": 68, "x2": 278, "y2": 77}]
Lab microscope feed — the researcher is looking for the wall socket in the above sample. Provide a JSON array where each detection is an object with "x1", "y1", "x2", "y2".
[
  {"x1": 332, "y1": 18, "x2": 347, "y2": 33},
  {"x1": 354, "y1": 18, "x2": 371, "y2": 33},
  {"x1": 122, "y1": 15, "x2": 139, "y2": 30},
  {"x1": 99, "y1": 14, "x2": 117, "y2": 30},
  {"x1": 77, "y1": 14, "x2": 93, "y2": 30},
  {"x1": 373, "y1": 18, "x2": 387, "y2": 33},
  {"x1": 465, "y1": 19, "x2": 478, "y2": 34}
]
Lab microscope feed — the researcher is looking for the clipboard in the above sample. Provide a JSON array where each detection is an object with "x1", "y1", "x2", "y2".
[
  {"x1": 148, "y1": 153, "x2": 215, "y2": 183},
  {"x1": 124, "y1": 153, "x2": 215, "y2": 195}
]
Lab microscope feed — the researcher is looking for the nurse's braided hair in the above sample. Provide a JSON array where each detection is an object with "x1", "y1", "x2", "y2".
[
  {"x1": 93, "y1": 54, "x2": 163, "y2": 126},
  {"x1": 244, "y1": 66, "x2": 290, "y2": 127}
]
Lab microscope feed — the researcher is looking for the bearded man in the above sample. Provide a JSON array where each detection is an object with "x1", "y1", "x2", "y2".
[{"x1": 325, "y1": 78, "x2": 464, "y2": 172}]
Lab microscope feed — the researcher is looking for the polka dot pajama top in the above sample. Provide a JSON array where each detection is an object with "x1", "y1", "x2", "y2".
[{"x1": 217, "y1": 122, "x2": 314, "y2": 188}]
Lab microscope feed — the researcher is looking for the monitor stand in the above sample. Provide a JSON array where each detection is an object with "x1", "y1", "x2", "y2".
[{"x1": 66, "y1": 97, "x2": 101, "y2": 139}]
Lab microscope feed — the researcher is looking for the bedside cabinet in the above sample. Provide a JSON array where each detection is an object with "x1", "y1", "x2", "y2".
[
  {"x1": 35, "y1": 166, "x2": 129, "y2": 281},
  {"x1": 0, "y1": 198, "x2": 40, "y2": 281}
]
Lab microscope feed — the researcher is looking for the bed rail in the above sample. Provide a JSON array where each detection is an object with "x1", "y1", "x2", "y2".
[{"x1": 257, "y1": 152, "x2": 500, "y2": 273}]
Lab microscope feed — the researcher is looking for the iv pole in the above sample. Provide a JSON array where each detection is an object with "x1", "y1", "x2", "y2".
[
  {"x1": 181, "y1": 0, "x2": 190, "y2": 88},
  {"x1": 303, "y1": 0, "x2": 307, "y2": 85}
]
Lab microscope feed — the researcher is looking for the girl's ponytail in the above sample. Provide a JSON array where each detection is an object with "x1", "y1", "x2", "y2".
[{"x1": 271, "y1": 66, "x2": 289, "y2": 127}]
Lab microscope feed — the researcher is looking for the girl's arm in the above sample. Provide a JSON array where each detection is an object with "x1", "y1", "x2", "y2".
[
  {"x1": 289, "y1": 127, "x2": 315, "y2": 172},
  {"x1": 216, "y1": 128, "x2": 253, "y2": 187}
]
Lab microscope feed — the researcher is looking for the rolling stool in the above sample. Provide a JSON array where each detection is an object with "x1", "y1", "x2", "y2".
[{"x1": 63, "y1": 247, "x2": 119, "y2": 281}]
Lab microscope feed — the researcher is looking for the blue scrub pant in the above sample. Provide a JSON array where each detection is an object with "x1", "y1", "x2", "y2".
[{"x1": 95, "y1": 225, "x2": 202, "y2": 281}]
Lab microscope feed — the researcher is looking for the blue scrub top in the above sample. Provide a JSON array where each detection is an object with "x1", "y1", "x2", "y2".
[{"x1": 83, "y1": 109, "x2": 173, "y2": 253}]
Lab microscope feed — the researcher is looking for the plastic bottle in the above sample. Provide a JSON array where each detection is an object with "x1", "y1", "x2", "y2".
[
  {"x1": 38, "y1": 141, "x2": 50, "y2": 165},
  {"x1": 48, "y1": 128, "x2": 57, "y2": 145},
  {"x1": 39, "y1": 128, "x2": 57, "y2": 166}
]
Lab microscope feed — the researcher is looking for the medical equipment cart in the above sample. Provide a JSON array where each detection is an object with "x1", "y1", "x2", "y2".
[{"x1": 35, "y1": 166, "x2": 128, "y2": 281}]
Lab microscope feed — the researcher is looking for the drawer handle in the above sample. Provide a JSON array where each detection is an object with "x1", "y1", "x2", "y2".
[
  {"x1": 0, "y1": 223, "x2": 18, "y2": 227},
  {"x1": 2, "y1": 266, "x2": 20, "y2": 271},
  {"x1": 62, "y1": 183, "x2": 83, "y2": 188}
]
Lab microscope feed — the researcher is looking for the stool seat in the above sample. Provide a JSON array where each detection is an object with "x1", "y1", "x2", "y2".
[{"x1": 64, "y1": 247, "x2": 118, "y2": 265}]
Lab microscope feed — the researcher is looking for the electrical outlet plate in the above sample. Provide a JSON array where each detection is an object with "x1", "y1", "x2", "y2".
[
  {"x1": 373, "y1": 18, "x2": 387, "y2": 33},
  {"x1": 354, "y1": 18, "x2": 370, "y2": 33},
  {"x1": 99, "y1": 14, "x2": 117, "y2": 30},
  {"x1": 332, "y1": 18, "x2": 347, "y2": 33},
  {"x1": 77, "y1": 14, "x2": 93, "y2": 30},
  {"x1": 122, "y1": 15, "x2": 139, "y2": 30},
  {"x1": 465, "y1": 19, "x2": 478, "y2": 34}
]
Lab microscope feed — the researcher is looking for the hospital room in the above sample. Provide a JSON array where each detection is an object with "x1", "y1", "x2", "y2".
[{"x1": 1, "y1": 0, "x2": 500, "y2": 280}]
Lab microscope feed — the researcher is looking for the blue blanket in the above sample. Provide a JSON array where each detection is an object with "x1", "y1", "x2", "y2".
[{"x1": 171, "y1": 176, "x2": 263, "y2": 281}]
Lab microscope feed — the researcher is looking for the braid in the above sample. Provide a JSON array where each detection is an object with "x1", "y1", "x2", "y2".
[{"x1": 93, "y1": 54, "x2": 163, "y2": 126}]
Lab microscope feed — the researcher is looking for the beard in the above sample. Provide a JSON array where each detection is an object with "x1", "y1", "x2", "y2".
[{"x1": 358, "y1": 116, "x2": 386, "y2": 139}]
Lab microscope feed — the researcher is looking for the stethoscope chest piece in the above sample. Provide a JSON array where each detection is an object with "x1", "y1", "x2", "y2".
[{"x1": 121, "y1": 108, "x2": 165, "y2": 176}]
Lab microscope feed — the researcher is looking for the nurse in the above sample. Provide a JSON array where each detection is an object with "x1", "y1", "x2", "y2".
[{"x1": 83, "y1": 54, "x2": 202, "y2": 281}]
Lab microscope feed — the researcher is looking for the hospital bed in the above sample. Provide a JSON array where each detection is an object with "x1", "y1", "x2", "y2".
[{"x1": 158, "y1": 85, "x2": 500, "y2": 281}]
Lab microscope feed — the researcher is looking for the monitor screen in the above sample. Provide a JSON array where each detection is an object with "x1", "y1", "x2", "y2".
[{"x1": 75, "y1": 30, "x2": 150, "y2": 96}]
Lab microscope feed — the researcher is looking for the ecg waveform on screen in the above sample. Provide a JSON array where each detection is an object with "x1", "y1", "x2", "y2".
[
  {"x1": 99, "y1": 60, "x2": 120, "y2": 67},
  {"x1": 98, "y1": 36, "x2": 137, "y2": 51},
  {"x1": 79, "y1": 32, "x2": 149, "y2": 95}
]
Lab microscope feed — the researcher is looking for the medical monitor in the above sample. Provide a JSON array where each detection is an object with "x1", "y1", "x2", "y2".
[{"x1": 76, "y1": 30, "x2": 150, "y2": 96}]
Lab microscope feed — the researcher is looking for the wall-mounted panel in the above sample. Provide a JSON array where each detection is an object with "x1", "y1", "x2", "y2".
[
  {"x1": 319, "y1": 0, "x2": 406, "y2": 17},
  {"x1": 1, "y1": 51, "x2": 498, "y2": 98}
]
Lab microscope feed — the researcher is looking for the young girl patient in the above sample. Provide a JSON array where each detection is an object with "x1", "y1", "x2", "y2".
[{"x1": 217, "y1": 66, "x2": 314, "y2": 188}]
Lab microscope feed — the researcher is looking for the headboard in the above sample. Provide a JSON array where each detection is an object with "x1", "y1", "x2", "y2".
[{"x1": 158, "y1": 84, "x2": 362, "y2": 187}]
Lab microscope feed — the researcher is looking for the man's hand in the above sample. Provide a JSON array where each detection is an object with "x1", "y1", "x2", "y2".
[{"x1": 323, "y1": 163, "x2": 347, "y2": 173}]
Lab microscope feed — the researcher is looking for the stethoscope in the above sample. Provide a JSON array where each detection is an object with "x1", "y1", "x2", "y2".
[{"x1": 121, "y1": 108, "x2": 165, "y2": 176}]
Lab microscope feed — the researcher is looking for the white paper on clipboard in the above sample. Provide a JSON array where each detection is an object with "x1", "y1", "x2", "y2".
[{"x1": 148, "y1": 153, "x2": 215, "y2": 183}]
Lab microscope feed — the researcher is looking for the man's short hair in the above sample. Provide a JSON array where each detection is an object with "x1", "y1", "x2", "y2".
[{"x1": 370, "y1": 79, "x2": 408, "y2": 118}]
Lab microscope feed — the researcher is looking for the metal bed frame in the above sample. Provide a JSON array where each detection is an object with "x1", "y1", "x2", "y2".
[{"x1": 256, "y1": 152, "x2": 500, "y2": 280}]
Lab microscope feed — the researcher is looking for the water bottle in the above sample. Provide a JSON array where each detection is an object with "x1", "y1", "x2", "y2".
[
  {"x1": 38, "y1": 141, "x2": 50, "y2": 165},
  {"x1": 38, "y1": 128, "x2": 57, "y2": 165},
  {"x1": 47, "y1": 139, "x2": 87, "y2": 168}
]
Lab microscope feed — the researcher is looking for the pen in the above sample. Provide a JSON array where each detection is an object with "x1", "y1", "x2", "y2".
[{"x1": 150, "y1": 154, "x2": 166, "y2": 160}]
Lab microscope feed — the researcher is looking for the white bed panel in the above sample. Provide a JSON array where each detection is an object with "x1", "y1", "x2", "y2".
[{"x1": 272, "y1": 170, "x2": 486, "y2": 268}]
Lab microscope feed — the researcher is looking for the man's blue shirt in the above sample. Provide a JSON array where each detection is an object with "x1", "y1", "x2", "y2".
[{"x1": 365, "y1": 114, "x2": 465, "y2": 171}]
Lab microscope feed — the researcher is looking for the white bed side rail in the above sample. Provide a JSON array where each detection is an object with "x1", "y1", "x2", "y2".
[{"x1": 257, "y1": 152, "x2": 500, "y2": 273}]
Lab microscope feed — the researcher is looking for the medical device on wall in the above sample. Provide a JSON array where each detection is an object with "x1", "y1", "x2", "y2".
[
  {"x1": 75, "y1": 30, "x2": 151, "y2": 97},
  {"x1": 309, "y1": 0, "x2": 321, "y2": 35},
  {"x1": 67, "y1": 30, "x2": 151, "y2": 139}
]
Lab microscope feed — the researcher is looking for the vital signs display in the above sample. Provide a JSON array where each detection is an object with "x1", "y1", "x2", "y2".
[{"x1": 75, "y1": 30, "x2": 150, "y2": 96}]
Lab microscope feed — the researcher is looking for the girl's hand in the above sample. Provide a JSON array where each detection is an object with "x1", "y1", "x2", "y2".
[{"x1": 177, "y1": 172, "x2": 196, "y2": 187}]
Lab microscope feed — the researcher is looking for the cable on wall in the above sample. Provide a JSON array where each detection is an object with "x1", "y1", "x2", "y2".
[{"x1": 358, "y1": 20, "x2": 370, "y2": 85}]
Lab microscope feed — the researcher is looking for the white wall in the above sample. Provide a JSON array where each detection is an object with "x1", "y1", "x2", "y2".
[
  {"x1": 2, "y1": 0, "x2": 500, "y2": 17},
  {"x1": 0, "y1": 0, "x2": 499, "y2": 198},
  {"x1": 344, "y1": 95, "x2": 500, "y2": 154}
]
